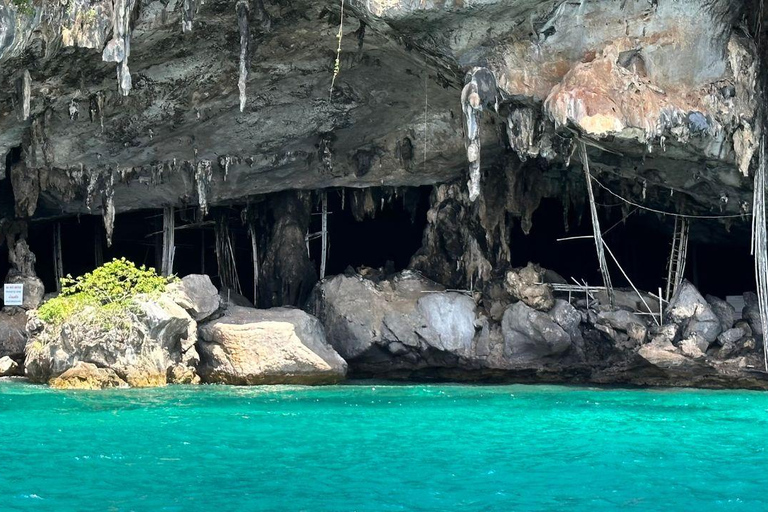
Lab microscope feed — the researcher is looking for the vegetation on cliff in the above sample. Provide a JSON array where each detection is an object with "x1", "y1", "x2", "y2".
[{"x1": 37, "y1": 258, "x2": 173, "y2": 327}]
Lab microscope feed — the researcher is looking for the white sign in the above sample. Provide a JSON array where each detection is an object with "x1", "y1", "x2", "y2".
[{"x1": 4, "y1": 284, "x2": 23, "y2": 306}]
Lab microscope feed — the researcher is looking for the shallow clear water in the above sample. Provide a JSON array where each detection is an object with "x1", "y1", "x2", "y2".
[{"x1": 1, "y1": 380, "x2": 767, "y2": 512}]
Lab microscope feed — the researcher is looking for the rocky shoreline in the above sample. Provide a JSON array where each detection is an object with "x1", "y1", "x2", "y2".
[{"x1": 1, "y1": 265, "x2": 766, "y2": 391}]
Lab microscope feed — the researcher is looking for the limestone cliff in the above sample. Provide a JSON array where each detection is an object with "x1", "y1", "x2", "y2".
[{"x1": 0, "y1": 0, "x2": 767, "y2": 384}]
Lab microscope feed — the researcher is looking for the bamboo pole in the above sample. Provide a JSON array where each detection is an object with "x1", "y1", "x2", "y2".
[
  {"x1": 53, "y1": 222, "x2": 63, "y2": 292},
  {"x1": 601, "y1": 239, "x2": 660, "y2": 326},
  {"x1": 579, "y1": 141, "x2": 614, "y2": 306},
  {"x1": 320, "y1": 191, "x2": 328, "y2": 279},
  {"x1": 161, "y1": 206, "x2": 175, "y2": 277},
  {"x1": 249, "y1": 223, "x2": 259, "y2": 304}
]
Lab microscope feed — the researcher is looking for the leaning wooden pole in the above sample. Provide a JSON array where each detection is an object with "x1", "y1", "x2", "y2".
[
  {"x1": 579, "y1": 140, "x2": 614, "y2": 307},
  {"x1": 751, "y1": 136, "x2": 768, "y2": 371},
  {"x1": 53, "y1": 222, "x2": 63, "y2": 292},
  {"x1": 249, "y1": 223, "x2": 259, "y2": 304},
  {"x1": 161, "y1": 206, "x2": 175, "y2": 277},
  {"x1": 320, "y1": 191, "x2": 328, "y2": 279}
]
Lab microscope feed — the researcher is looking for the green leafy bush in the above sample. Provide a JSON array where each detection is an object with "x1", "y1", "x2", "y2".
[
  {"x1": 37, "y1": 258, "x2": 174, "y2": 326},
  {"x1": 12, "y1": 0, "x2": 35, "y2": 16}
]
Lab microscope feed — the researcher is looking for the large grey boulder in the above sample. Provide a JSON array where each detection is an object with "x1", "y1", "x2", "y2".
[
  {"x1": 501, "y1": 301, "x2": 572, "y2": 362},
  {"x1": 169, "y1": 274, "x2": 221, "y2": 322},
  {"x1": 309, "y1": 272, "x2": 478, "y2": 369},
  {"x1": 25, "y1": 292, "x2": 199, "y2": 387},
  {"x1": 0, "y1": 309, "x2": 28, "y2": 359},
  {"x1": 742, "y1": 292, "x2": 763, "y2": 338},
  {"x1": 706, "y1": 295, "x2": 736, "y2": 332},
  {"x1": 416, "y1": 293, "x2": 477, "y2": 354},
  {"x1": 197, "y1": 306, "x2": 346, "y2": 385},
  {"x1": 666, "y1": 281, "x2": 722, "y2": 344}
]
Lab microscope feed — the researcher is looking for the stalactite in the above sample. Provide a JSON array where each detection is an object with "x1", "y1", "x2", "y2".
[
  {"x1": 195, "y1": 160, "x2": 213, "y2": 216},
  {"x1": 89, "y1": 92, "x2": 105, "y2": 132},
  {"x1": 102, "y1": 0, "x2": 136, "y2": 96},
  {"x1": 236, "y1": 0, "x2": 250, "y2": 113},
  {"x1": 15, "y1": 70, "x2": 31, "y2": 121},
  {"x1": 461, "y1": 67, "x2": 497, "y2": 202},
  {"x1": 182, "y1": 0, "x2": 197, "y2": 32},
  {"x1": 102, "y1": 169, "x2": 116, "y2": 247},
  {"x1": 461, "y1": 78, "x2": 482, "y2": 201}
]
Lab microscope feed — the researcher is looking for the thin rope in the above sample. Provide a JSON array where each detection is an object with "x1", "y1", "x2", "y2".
[{"x1": 591, "y1": 175, "x2": 749, "y2": 220}]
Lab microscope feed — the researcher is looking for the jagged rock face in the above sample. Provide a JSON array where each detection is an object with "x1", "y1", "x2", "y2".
[
  {"x1": 24, "y1": 292, "x2": 200, "y2": 387},
  {"x1": 0, "y1": 0, "x2": 761, "y2": 223}
]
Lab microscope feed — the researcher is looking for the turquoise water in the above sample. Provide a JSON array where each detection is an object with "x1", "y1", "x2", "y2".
[{"x1": 1, "y1": 381, "x2": 767, "y2": 512}]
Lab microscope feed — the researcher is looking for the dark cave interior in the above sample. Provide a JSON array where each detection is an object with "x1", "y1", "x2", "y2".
[{"x1": 9, "y1": 186, "x2": 758, "y2": 303}]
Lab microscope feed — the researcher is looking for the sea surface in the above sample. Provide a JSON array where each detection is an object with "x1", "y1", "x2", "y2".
[{"x1": 0, "y1": 380, "x2": 767, "y2": 512}]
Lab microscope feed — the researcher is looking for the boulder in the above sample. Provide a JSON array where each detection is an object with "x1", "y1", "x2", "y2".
[
  {"x1": 309, "y1": 272, "x2": 477, "y2": 368},
  {"x1": 219, "y1": 287, "x2": 253, "y2": 308},
  {"x1": 549, "y1": 299, "x2": 582, "y2": 341},
  {"x1": 501, "y1": 301, "x2": 572, "y2": 362},
  {"x1": 717, "y1": 327, "x2": 746, "y2": 346},
  {"x1": 679, "y1": 334, "x2": 708, "y2": 359},
  {"x1": 637, "y1": 339, "x2": 693, "y2": 369},
  {"x1": 198, "y1": 306, "x2": 346, "y2": 385},
  {"x1": 666, "y1": 281, "x2": 722, "y2": 344},
  {"x1": 742, "y1": 292, "x2": 762, "y2": 338},
  {"x1": 0, "y1": 356, "x2": 19, "y2": 376},
  {"x1": 49, "y1": 362, "x2": 128, "y2": 390},
  {"x1": 505, "y1": 263, "x2": 555, "y2": 311},
  {"x1": 167, "y1": 363, "x2": 201, "y2": 384},
  {"x1": 25, "y1": 292, "x2": 198, "y2": 388},
  {"x1": 706, "y1": 294, "x2": 736, "y2": 332},
  {"x1": 0, "y1": 309, "x2": 28, "y2": 359},
  {"x1": 416, "y1": 293, "x2": 477, "y2": 354},
  {"x1": 169, "y1": 274, "x2": 220, "y2": 322},
  {"x1": 597, "y1": 310, "x2": 646, "y2": 333},
  {"x1": 4, "y1": 274, "x2": 44, "y2": 310}
]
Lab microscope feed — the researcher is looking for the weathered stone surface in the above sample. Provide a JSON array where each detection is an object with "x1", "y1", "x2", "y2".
[
  {"x1": 198, "y1": 306, "x2": 346, "y2": 385},
  {"x1": 743, "y1": 292, "x2": 763, "y2": 338},
  {"x1": 25, "y1": 292, "x2": 197, "y2": 387},
  {"x1": 0, "y1": 309, "x2": 28, "y2": 358},
  {"x1": 637, "y1": 339, "x2": 692, "y2": 369},
  {"x1": 706, "y1": 295, "x2": 737, "y2": 332},
  {"x1": 49, "y1": 362, "x2": 128, "y2": 390},
  {"x1": 501, "y1": 301, "x2": 572, "y2": 362},
  {"x1": 167, "y1": 363, "x2": 201, "y2": 385},
  {"x1": 718, "y1": 327, "x2": 746, "y2": 346},
  {"x1": 666, "y1": 281, "x2": 722, "y2": 344},
  {"x1": 679, "y1": 335, "x2": 708, "y2": 359},
  {"x1": 0, "y1": 356, "x2": 19, "y2": 376},
  {"x1": 169, "y1": 274, "x2": 220, "y2": 322},
  {"x1": 505, "y1": 263, "x2": 554, "y2": 312}
]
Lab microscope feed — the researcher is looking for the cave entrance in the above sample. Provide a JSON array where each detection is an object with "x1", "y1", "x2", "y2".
[
  {"x1": 307, "y1": 187, "x2": 430, "y2": 278},
  {"x1": 512, "y1": 198, "x2": 756, "y2": 299}
]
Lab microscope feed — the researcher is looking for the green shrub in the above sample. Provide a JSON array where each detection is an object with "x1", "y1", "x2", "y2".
[
  {"x1": 12, "y1": 0, "x2": 35, "y2": 16},
  {"x1": 37, "y1": 258, "x2": 174, "y2": 326}
]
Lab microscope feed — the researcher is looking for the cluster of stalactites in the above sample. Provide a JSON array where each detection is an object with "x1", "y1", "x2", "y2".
[
  {"x1": 102, "y1": 0, "x2": 136, "y2": 96},
  {"x1": 460, "y1": 67, "x2": 498, "y2": 202},
  {"x1": 461, "y1": 76, "x2": 482, "y2": 202}
]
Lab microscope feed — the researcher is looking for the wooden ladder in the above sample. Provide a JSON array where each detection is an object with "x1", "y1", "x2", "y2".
[{"x1": 665, "y1": 216, "x2": 689, "y2": 302}]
